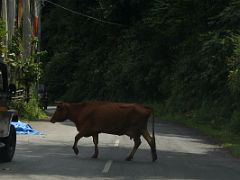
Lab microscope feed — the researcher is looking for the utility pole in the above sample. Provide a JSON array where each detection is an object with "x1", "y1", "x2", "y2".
[
  {"x1": 1, "y1": 0, "x2": 8, "y2": 49},
  {"x1": 7, "y1": 0, "x2": 16, "y2": 43},
  {"x1": 22, "y1": 0, "x2": 31, "y2": 61}
]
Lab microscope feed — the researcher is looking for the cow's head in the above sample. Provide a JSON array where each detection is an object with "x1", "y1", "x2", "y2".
[{"x1": 50, "y1": 102, "x2": 69, "y2": 123}]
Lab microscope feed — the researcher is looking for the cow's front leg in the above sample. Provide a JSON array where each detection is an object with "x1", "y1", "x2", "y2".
[
  {"x1": 72, "y1": 133, "x2": 83, "y2": 155},
  {"x1": 91, "y1": 134, "x2": 99, "y2": 158},
  {"x1": 126, "y1": 137, "x2": 141, "y2": 161}
]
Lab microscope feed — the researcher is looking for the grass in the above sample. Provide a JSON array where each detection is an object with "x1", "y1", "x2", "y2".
[
  {"x1": 150, "y1": 103, "x2": 240, "y2": 158},
  {"x1": 10, "y1": 97, "x2": 48, "y2": 122}
]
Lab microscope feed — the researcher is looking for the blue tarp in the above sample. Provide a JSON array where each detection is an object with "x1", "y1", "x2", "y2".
[{"x1": 11, "y1": 121, "x2": 42, "y2": 135}]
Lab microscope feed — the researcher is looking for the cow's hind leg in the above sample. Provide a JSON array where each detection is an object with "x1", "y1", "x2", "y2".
[
  {"x1": 142, "y1": 129, "x2": 157, "y2": 161},
  {"x1": 72, "y1": 133, "x2": 84, "y2": 155},
  {"x1": 92, "y1": 134, "x2": 99, "y2": 158},
  {"x1": 126, "y1": 137, "x2": 141, "y2": 161}
]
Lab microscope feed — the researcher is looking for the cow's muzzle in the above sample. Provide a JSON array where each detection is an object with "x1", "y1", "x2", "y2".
[{"x1": 50, "y1": 119, "x2": 56, "y2": 123}]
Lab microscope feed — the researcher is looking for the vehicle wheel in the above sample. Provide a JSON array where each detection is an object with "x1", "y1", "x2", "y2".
[{"x1": 0, "y1": 125, "x2": 16, "y2": 162}]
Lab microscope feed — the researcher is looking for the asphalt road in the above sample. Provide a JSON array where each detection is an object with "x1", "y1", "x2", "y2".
[{"x1": 0, "y1": 106, "x2": 240, "y2": 180}]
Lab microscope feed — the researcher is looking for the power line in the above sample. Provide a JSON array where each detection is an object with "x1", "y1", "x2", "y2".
[{"x1": 42, "y1": 0, "x2": 123, "y2": 26}]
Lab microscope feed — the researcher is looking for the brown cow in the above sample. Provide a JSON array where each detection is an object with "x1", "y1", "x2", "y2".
[{"x1": 50, "y1": 101, "x2": 157, "y2": 161}]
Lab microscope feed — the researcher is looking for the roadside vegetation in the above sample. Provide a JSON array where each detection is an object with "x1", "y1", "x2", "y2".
[
  {"x1": 41, "y1": 1, "x2": 240, "y2": 157},
  {"x1": 10, "y1": 96, "x2": 47, "y2": 121},
  {"x1": 0, "y1": 18, "x2": 46, "y2": 121},
  {"x1": 152, "y1": 103, "x2": 240, "y2": 157},
  {"x1": 6, "y1": 31, "x2": 47, "y2": 121}
]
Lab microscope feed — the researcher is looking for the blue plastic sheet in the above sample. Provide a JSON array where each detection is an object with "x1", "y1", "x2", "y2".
[{"x1": 11, "y1": 121, "x2": 42, "y2": 135}]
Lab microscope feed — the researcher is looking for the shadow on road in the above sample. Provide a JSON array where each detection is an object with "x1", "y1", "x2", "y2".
[
  {"x1": 1, "y1": 120, "x2": 240, "y2": 180},
  {"x1": 0, "y1": 141, "x2": 239, "y2": 180}
]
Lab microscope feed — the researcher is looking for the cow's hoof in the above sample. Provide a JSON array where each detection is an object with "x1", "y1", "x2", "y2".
[
  {"x1": 152, "y1": 157, "x2": 157, "y2": 162},
  {"x1": 125, "y1": 157, "x2": 132, "y2": 161},
  {"x1": 152, "y1": 154, "x2": 158, "y2": 162},
  {"x1": 73, "y1": 147, "x2": 79, "y2": 155},
  {"x1": 91, "y1": 154, "x2": 98, "y2": 159}
]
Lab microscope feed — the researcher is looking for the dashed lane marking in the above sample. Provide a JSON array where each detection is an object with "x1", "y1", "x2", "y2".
[
  {"x1": 102, "y1": 139, "x2": 119, "y2": 173},
  {"x1": 102, "y1": 160, "x2": 113, "y2": 173}
]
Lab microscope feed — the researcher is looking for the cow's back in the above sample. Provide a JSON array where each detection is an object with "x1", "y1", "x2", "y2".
[{"x1": 84, "y1": 102, "x2": 152, "y2": 137}]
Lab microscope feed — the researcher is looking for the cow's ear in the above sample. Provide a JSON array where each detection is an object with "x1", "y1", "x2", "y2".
[
  {"x1": 55, "y1": 101, "x2": 64, "y2": 109},
  {"x1": 55, "y1": 101, "x2": 63, "y2": 105}
]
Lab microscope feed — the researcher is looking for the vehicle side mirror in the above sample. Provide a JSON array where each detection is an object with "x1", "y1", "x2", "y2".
[{"x1": 8, "y1": 84, "x2": 16, "y2": 96}]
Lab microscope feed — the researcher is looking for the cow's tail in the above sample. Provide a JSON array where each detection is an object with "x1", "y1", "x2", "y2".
[
  {"x1": 144, "y1": 105, "x2": 155, "y2": 141},
  {"x1": 151, "y1": 108, "x2": 157, "y2": 161},
  {"x1": 144, "y1": 105, "x2": 157, "y2": 161},
  {"x1": 151, "y1": 109, "x2": 156, "y2": 146}
]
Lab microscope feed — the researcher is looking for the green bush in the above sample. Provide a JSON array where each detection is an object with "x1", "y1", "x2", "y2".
[
  {"x1": 230, "y1": 111, "x2": 240, "y2": 134},
  {"x1": 10, "y1": 97, "x2": 47, "y2": 121}
]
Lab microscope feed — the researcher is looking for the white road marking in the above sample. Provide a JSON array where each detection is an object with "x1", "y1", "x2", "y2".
[
  {"x1": 102, "y1": 160, "x2": 113, "y2": 173},
  {"x1": 114, "y1": 139, "x2": 120, "y2": 147},
  {"x1": 102, "y1": 139, "x2": 119, "y2": 173}
]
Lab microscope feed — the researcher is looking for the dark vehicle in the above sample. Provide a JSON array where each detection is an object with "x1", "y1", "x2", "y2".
[{"x1": 0, "y1": 62, "x2": 18, "y2": 162}]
